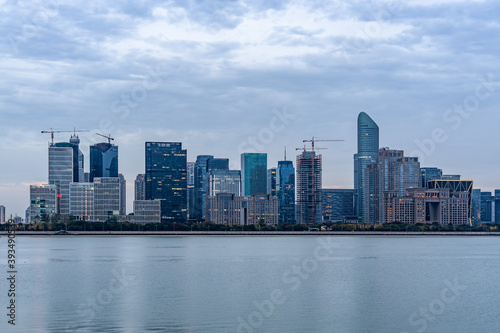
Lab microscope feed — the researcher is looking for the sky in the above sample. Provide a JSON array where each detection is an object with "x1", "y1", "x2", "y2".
[{"x1": 1, "y1": 0, "x2": 500, "y2": 218}]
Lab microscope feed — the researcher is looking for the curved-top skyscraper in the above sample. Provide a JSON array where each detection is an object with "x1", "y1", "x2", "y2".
[{"x1": 354, "y1": 112, "x2": 379, "y2": 223}]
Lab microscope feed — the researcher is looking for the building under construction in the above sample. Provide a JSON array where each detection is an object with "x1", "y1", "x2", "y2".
[{"x1": 296, "y1": 151, "x2": 322, "y2": 224}]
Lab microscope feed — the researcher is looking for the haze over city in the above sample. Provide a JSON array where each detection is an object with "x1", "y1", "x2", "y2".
[{"x1": 1, "y1": 0, "x2": 500, "y2": 217}]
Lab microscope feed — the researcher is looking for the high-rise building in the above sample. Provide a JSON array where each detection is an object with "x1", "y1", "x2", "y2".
[
  {"x1": 267, "y1": 168, "x2": 277, "y2": 196},
  {"x1": 0, "y1": 205, "x2": 5, "y2": 223},
  {"x1": 48, "y1": 142, "x2": 74, "y2": 215},
  {"x1": 187, "y1": 162, "x2": 196, "y2": 186},
  {"x1": 25, "y1": 207, "x2": 30, "y2": 224},
  {"x1": 29, "y1": 184, "x2": 58, "y2": 222},
  {"x1": 193, "y1": 155, "x2": 214, "y2": 221},
  {"x1": 481, "y1": 191, "x2": 494, "y2": 222},
  {"x1": 246, "y1": 194, "x2": 279, "y2": 225},
  {"x1": 494, "y1": 190, "x2": 500, "y2": 224},
  {"x1": 427, "y1": 180, "x2": 473, "y2": 224},
  {"x1": 93, "y1": 177, "x2": 121, "y2": 222},
  {"x1": 69, "y1": 182, "x2": 94, "y2": 221},
  {"x1": 206, "y1": 193, "x2": 278, "y2": 225},
  {"x1": 386, "y1": 187, "x2": 470, "y2": 225},
  {"x1": 89, "y1": 142, "x2": 118, "y2": 182},
  {"x1": 133, "y1": 200, "x2": 161, "y2": 224},
  {"x1": 119, "y1": 174, "x2": 126, "y2": 215},
  {"x1": 187, "y1": 162, "x2": 196, "y2": 220},
  {"x1": 364, "y1": 149, "x2": 420, "y2": 224},
  {"x1": 241, "y1": 153, "x2": 267, "y2": 196},
  {"x1": 145, "y1": 142, "x2": 187, "y2": 222},
  {"x1": 421, "y1": 167, "x2": 443, "y2": 187},
  {"x1": 208, "y1": 170, "x2": 241, "y2": 196},
  {"x1": 206, "y1": 193, "x2": 245, "y2": 225},
  {"x1": 378, "y1": 149, "x2": 420, "y2": 224},
  {"x1": 322, "y1": 189, "x2": 356, "y2": 222},
  {"x1": 277, "y1": 160, "x2": 295, "y2": 224},
  {"x1": 69, "y1": 135, "x2": 84, "y2": 183},
  {"x1": 207, "y1": 158, "x2": 229, "y2": 173},
  {"x1": 296, "y1": 151, "x2": 322, "y2": 224},
  {"x1": 135, "y1": 174, "x2": 146, "y2": 201},
  {"x1": 471, "y1": 189, "x2": 481, "y2": 225},
  {"x1": 354, "y1": 112, "x2": 379, "y2": 223}
]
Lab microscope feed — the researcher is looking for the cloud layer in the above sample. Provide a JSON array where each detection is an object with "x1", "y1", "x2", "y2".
[{"x1": 1, "y1": 0, "x2": 500, "y2": 216}]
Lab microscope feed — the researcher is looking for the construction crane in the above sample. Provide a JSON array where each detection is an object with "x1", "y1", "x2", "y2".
[
  {"x1": 296, "y1": 137, "x2": 345, "y2": 224},
  {"x1": 96, "y1": 133, "x2": 114, "y2": 144},
  {"x1": 41, "y1": 128, "x2": 89, "y2": 145}
]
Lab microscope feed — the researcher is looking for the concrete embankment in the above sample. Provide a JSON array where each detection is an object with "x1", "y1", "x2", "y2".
[{"x1": 2, "y1": 231, "x2": 500, "y2": 236}]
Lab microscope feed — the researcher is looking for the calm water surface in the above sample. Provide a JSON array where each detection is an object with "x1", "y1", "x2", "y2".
[{"x1": 2, "y1": 236, "x2": 500, "y2": 332}]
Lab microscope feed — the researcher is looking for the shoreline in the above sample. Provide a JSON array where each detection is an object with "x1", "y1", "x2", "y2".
[{"x1": 2, "y1": 231, "x2": 500, "y2": 236}]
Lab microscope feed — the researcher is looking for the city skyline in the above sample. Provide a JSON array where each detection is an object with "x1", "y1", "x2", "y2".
[
  {"x1": 2, "y1": 1, "x2": 500, "y2": 217},
  {"x1": 0, "y1": 116, "x2": 496, "y2": 219}
]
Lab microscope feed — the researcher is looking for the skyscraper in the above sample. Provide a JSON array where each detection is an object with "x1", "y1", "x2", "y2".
[
  {"x1": 69, "y1": 182, "x2": 94, "y2": 221},
  {"x1": 119, "y1": 174, "x2": 126, "y2": 215},
  {"x1": 208, "y1": 170, "x2": 241, "y2": 196},
  {"x1": 89, "y1": 142, "x2": 118, "y2": 182},
  {"x1": 49, "y1": 142, "x2": 74, "y2": 215},
  {"x1": 267, "y1": 168, "x2": 277, "y2": 196},
  {"x1": 145, "y1": 142, "x2": 187, "y2": 222},
  {"x1": 135, "y1": 174, "x2": 146, "y2": 201},
  {"x1": 421, "y1": 167, "x2": 443, "y2": 187},
  {"x1": 296, "y1": 151, "x2": 322, "y2": 224},
  {"x1": 69, "y1": 135, "x2": 84, "y2": 182},
  {"x1": 277, "y1": 160, "x2": 295, "y2": 224},
  {"x1": 193, "y1": 155, "x2": 213, "y2": 221},
  {"x1": 481, "y1": 191, "x2": 494, "y2": 222},
  {"x1": 364, "y1": 148, "x2": 420, "y2": 224},
  {"x1": 93, "y1": 177, "x2": 121, "y2": 222},
  {"x1": 322, "y1": 189, "x2": 355, "y2": 222},
  {"x1": 354, "y1": 112, "x2": 379, "y2": 223},
  {"x1": 472, "y1": 189, "x2": 481, "y2": 225},
  {"x1": 0, "y1": 205, "x2": 5, "y2": 223},
  {"x1": 241, "y1": 153, "x2": 267, "y2": 196}
]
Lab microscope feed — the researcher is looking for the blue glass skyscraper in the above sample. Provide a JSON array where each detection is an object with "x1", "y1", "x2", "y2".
[
  {"x1": 145, "y1": 142, "x2": 187, "y2": 222},
  {"x1": 277, "y1": 160, "x2": 295, "y2": 224},
  {"x1": 241, "y1": 153, "x2": 267, "y2": 196},
  {"x1": 354, "y1": 112, "x2": 379, "y2": 223},
  {"x1": 89, "y1": 143, "x2": 118, "y2": 182}
]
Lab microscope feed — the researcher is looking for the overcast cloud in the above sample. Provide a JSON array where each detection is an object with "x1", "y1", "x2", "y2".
[{"x1": 1, "y1": 0, "x2": 500, "y2": 216}]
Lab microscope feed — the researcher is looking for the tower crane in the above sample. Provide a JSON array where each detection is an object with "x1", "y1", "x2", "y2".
[
  {"x1": 41, "y1": 128, "x2": 89, "y2": 145},
  {"x1": 96, "y1": 133, "x2": 114, "y2": 144},
  {"x1": 296, "y1": 137, "x2": 345, "y2": 224}
]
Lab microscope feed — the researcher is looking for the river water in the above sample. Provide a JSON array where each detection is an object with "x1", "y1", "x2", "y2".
[{"x1": 2, "y1": 236, "x2": 500, "y2": 332}]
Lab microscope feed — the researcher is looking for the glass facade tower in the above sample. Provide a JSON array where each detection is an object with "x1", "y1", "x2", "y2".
[
  {"x1": 89, "y1": 143, "x2": 118, "y2": 182},
  {"x1": 145, "y1": 142, "x2": 187, "y2": 222},
  {"x1": 277, "y1": 160, "x2": 295, "y2": 224},
  {"x1": 354, "y1": 112, "x2": 379, "y2": 223},
  {"x1": 241, "y1": 153, "x2": 267, "y2": 196}
]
